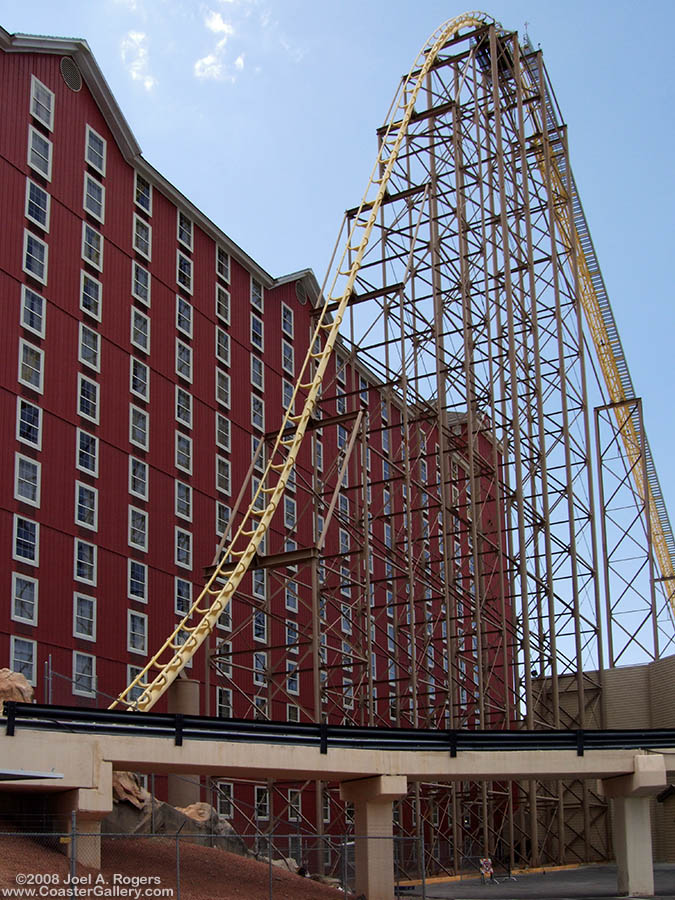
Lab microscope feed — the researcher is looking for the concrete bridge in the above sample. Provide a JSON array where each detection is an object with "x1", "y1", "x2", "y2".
[{"x1": 2, "y1": 706, "x2": 674, "y2": 899}]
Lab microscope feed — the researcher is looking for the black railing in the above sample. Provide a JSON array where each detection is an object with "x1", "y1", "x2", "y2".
[{"x1": 3, "y1": 702, "x2": 675, "y2": 756}]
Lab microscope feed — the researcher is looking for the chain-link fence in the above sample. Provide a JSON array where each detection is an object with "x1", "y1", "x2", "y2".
[{"x1": 0, "y1": 819, "x2": 445, "y2": 899}]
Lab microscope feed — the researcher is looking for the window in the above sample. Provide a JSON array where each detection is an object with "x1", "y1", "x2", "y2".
[
  {"x1": 336, "y1": 354, "x2": 346, "y2": 385},
  {"x1": 83, "y1": 173, "x2": 105, "y2": 222},
  {"x1": 216, "y1": 502, "x2": 230, "y2": 536},
  {"x1": 75, "y1": 482, "x2": 97, "y2": 530},
  {"x1": 176, "y1": 386, "x2": 192, "y2": 427},
  {"x1": 12, "y1": 573, "x2": 38, "y2": 625},
  {"x1": 216, "y1": 456, "x2": 231, "y2": 495},
  {"x1": 79, "y1": 323, "x2": 100, "y2": 371},
  {"x1": 85, "y1": 125, "x2": 106, "y2": 175},
  {"x1": 177, "y1": 251, "x2": 192, "y2": 293},
  {"x1": 130, "y1": 405, "x2": 149, "y2": 450},
  {"x1": 254, "y1": 785, "x2": 269, "y2": 819},
  {"x1": 130, "y1": 358, "x2": 149, "y2": 401},
  {"x1": 175, "y1": 481, "x2": 192, "y2": 520},
  {"x1": 250, "y1": 278, "x2": 263, "y2": 311},
  {"x1": 129, "y1": 506, "x2": 148, "y2": 551},
  {"x1": 73, "y1": 592, "x2": 96, "y2": 641},
  {"x1": 286, "y1": 619, "x2": 298, "y2": 654},
  {"x1": 128, "y1": 610, "x2": 148, "y2": 654},
  {"x1": 74, "y1": 539, "x2": 96, "y2": 585},
  {"x1": 216, "y1": 370, "x2": 230, "y2": 408},
  {"x1": 284, "y1": 496, "x2": 296, "y2": 531},
  {"x1": 21, "y1": 285, "x2": 46, "y2": 338},
  {"x1": 176, "y1": 340, "x2": 192, "y2": 382},
  {"x1": 14, "y1": 454, "x2": 40, "y2": 506},
  {"x1": 282, "y1": 380, "x2": 294, "y2": 413},
  {"x1": 131, "y1": 308, "x2": 150, "y2": 352},
  {"x1": 11, "y1": 636, "x2": 36, "y2": 685},
  {"x1": 135, "y1": 172, "x2": 152, "y2": 214},
  {"x1": 80, "y1": 271, "x2": 102, "y2": 320},
  {"x1": 176, "y1": 295, "x2": 192, "y2": 337},
  {"x1": 252, "y1": 569, "x2": 266, "y2": 600},
  {"x1": 132, "y1": 262, "x2": 151, "y2": 305},
  {"x1": 286, "y1": 661, "x2": 299, "y2": 694},
  {"x1": 359, "y1": 375, "x2": 369, "y2": 404},
  {"x1": 82, "y1": 222, "x2": 103, "y2": 271},
  {"x1": 128, "y1": 560, "x2": 147, "y2": 603},
  {"x1": 285, "y1": 581, "x2": 298, "y2": 612},
  {"x1": 23, "y1": 230, "x2": 48, "y2": 284},
  {"x1": 30, "y1": 76, "x2": 54, "y2": 130},
  {"x1": 215, "y1": 413, "x2": 230, "y2": 452},
  {"x1": 216, "y1": 246, "x2": 230, "y2": 282},
  {"x1": 253, "y1": 610, "x2": 267, "y2": 642},
  {"x1": 215, "y1": 285, "x2": 230, "y2": 325},
  {"x1": 175, "y1": 578, "x2": 191, "y2": 615},
  {"x1": 126, "y1": 665, "x2": 144, "y2": 703},
  {"x1": 281, "y1": 303, "x2": 293, "y2": 338},
  {"x1": 250, "y1": 313, "x2": 263, "y2": 351},
  {"x1": 133, "y1": 214, "x2": 152, "y2": 260},
  {"x1": 282, "y1": 339, "x2": 294, "y2": 375},
  {"x1": 27, "y1": 125, "x2": 52, "y2": 180},
  {"x1": 215, "y1": 328, "x2": 230, "y2": 366},
  {"x1": 288, "y1": 789, "x2": 301, "y2": 821},
  {"x1": 176, "y1": 433, "x2": 192, "y2": 473},
  {"x1": 253, "y1": 651, "x2": 267, "y2": 686},
  {"x1": 25, "y1": 179, "x2": 50, "y2": 231},
  {"x1": 341, "y1": 603, "x2": 352, "y2": 634},
  {"x1": 251, "y1": 356, "x2": 264, "y2": 390},
  {"x1": 251, "y1": 394, "x2": 264, "y2": 431},
  {"x1": 175, "y1": 527, "x2": 192, "y2": 568},
  {"x1": 314, "y1": 438, "x2": 323, "y2": 472},
  {"x1": 216, "y1": 688, "x2": 233, "y2": 720},
  {"x1": 13, "y1": 515, "x2": 39, "y2": 565},
  {"x1": 18, "y1": 339, "x2": 44, "y2": 393},
  {"x1": 129, "y1": 457, "x2": 148, "y2": 499},
  {"x1": 177, "y1": 210, "x2": 193, "y2": 250},
  {"x1": 216, "y1": 780, "x2": 233, "y2": 818},
  {"x1": 73, "y1": 651, "x2": 96, "y2": 696}
]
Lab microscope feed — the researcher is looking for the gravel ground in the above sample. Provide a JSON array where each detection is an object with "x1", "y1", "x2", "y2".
[{"x1": 0, "y1": 833, "x2": 346, "y2": 899}]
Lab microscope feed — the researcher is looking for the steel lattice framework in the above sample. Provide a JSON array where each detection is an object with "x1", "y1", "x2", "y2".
[{"x1": 112, "y1": 12, "x2": 675, "y2": 875}]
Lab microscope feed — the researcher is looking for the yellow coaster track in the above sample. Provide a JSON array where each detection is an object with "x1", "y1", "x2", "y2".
[{"x1": 110, "y1": 10, "x2": 499, "y2": 712}]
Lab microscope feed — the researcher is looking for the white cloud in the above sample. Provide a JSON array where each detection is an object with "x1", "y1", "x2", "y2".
[
  {"x1": 205, "y1": 10, "x2": 234, "y2": 40},
  {"x1": 120, "y1": 30, "x2": 157, "y2": 90},
  {"x1": 234, "y1": 53, "x2": 245, "y2": 71},
  {"x1": 194, "y1": 53, "x2": 223, "y2": 80},
  {"x1": 194, "y1": 8, "x2": 243, "y2": 82}
]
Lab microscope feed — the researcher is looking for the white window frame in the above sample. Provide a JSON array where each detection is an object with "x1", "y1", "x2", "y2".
[
  {"x1": 128, "y1": 609, "x2": 148, "y2": 655},
  {"x1": 131, "y1": 261, "x2": 151, "y2": 306},
  {"x1": 130, "y1": 308, "x2": 150, "y2": 353},
  {"x1": 175, "y1": 527, "x2": 192, "y2": 569},
  {"x1": 13, "y1": 514, "x2": 39, "y2": 565},
  {"x1": 216, "y1": 284, "x2": 230, "y2": 324},
  {"x1": 128, "y1": 559, "x2": 148, "y2": 603},
  {"x1": 216, "y1": 370, "x2": 230, "y2": 409},
  {"x1": 175, "y1": 481, "x2": 192, "y2": 522},
  {"x1": 254, "y1": 784, "x2": 269, "y2": 819},
  {"x1": 253, "y1": 651, "x2": 267, "y2": 687},
  {"x1": 73, "y1": 651, "x2": 96, "y2": 696},
  {"x1": 78, "y1": 322, "x2": 100, "y2": 372},
  {"x1": 25, "y1": 178, "x2": 50, "y2": 232},
  {"x1": 216, "y1": 501, "x2": 230, "y2": 536},
  {"x1": 177, "y1": 210, "x2": 193, "y2": 250},
  {"x1": 176, "y1": 250, "x2": 192, "y2": 294},
  {"x1": 216, "y1": 455, "x2": 231, "y2": 496},
  {"x1": 250, "y1": 278, "x2": 264, "y2": 312},
  {"x1": 281, "y1": 339, "x2": 294, "y2": 376},
  {"x1": 216, "y1": 246, "x2": 230, "y2": 282},
  {"x1": 14, "y1": 453, "x2": 41, "y2": 507},
  {"x1": 11, "y1": 572, "x2": 38, "y2": 626},
  {"x1": 175, "y1": 577, "x2": 192, "y2": 616},
  {"x1": 80, "y1": 270, "x2": 102, "y2": 321},
  {"x1": 134, "y1": 172, "x2": 152, "y2": 215},
  {"x1": 81, "y1": 221, "x2": 104, "y2": 272},
  {"x1": 128, "y1": 456, "x2": 148, "y2": 500},
  {"x1": 251, "y1": 356, "x2": 264, "y2": 390},
  {"x1": 75, "y1": 481, "x2": 98, "y2": 531},
  {"x1": 130, "y1": 357, "x2": 150, "y2": 402},
  {"x1": 22, "y1": 229, "x2": 48, "y2": 285},
  {"x1": 85, "y1": 124, "x2": 106, "y2": 176},
  {"x1": 215, "y1": 327, "x2": 230, "y2": 367},
  {"x1": 83, "y1": 172, "x2": 105, "y2": 223},
  {"x1": 18, "y1": 339, "x2": 44, "y2": 394},
  {"x1": 176, "y1": 339, "x2": 192, "y2": 383},
  {"x1": 30, "y1": 75, "x2": 54, "y2": 130},
  {"x1": 176, "y1": 295, "x2": 192, "y2": 337},
  {"x1": 128, "y1": 506, "x2": 148, "y2": 552},
  {"x1": 215, "y1": 413, "x2": 230, "y2": 452},
  {"x1": 281, "y1": 303, "x2": 293, "y2": 338},
  {"x1": 133, "y1": 213, "x2": 152, "y2": 261},
  {"x1": 175, "y1": 386, "x2": 192, "y2": 428},
  {"x1": 21, "y1": 284, "x2": 46, "y2": 338},
  {"x1": 129, "y1": 404, "x2": 149, "y2": 451},
  {"x1": 27, "y1": 125, "x2": 52, "y2": 180},
  {"x1": 251, "y1": 393, "x2": 264, "y2": 431},
  {"x1": 73, "y1": 592, "x2": 97, "y2": 642},
  {"x1": 175, "y1": 432, "x2": 192, "y2": 475},
  {"x1": 250, "y1": 312, "x2": 264, "y2": 351},
  {"x1": 11, "y1": 636, "x2": 37, "y2": 686},
  {"x1": 74, "y1": 538, "x2": 97, "y2": 586}
]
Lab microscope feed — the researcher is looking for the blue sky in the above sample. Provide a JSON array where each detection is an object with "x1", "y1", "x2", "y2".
[{"x1": 3, "y1": 0, "x2": 674, "y2": 519}]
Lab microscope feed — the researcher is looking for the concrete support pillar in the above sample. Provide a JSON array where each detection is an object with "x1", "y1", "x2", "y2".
[
  {"x1": 167, "y1": 678, "x2": 201, "y2": 809},
  {"x1": 340, "y1": 775, "x2": 407, "y2": 900},
  {"x1": 601, "y1": 753, "x2": 667, "y2": 898}
]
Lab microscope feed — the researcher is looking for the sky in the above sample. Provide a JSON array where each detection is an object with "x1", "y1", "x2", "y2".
[{"x1": 2, "y1": 0, "x2": 674, "y2": 521}]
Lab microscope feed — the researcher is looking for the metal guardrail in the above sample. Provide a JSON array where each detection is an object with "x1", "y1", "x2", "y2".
[{"x1": 4, "y1": 702, "x2": 675, "y2": 757}]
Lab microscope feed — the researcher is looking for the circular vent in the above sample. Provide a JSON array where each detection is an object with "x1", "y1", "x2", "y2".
[
  {"x1": 60, "y1": 57, "x2": 82, "y2": 92},
  {"x1": 295, "y1": 280, "x2": 307, "y2": 305}
]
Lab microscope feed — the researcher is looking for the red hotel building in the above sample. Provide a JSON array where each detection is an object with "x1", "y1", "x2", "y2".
[{"x1": 0, "y1": 27, "x2": 516, "y2": 852}]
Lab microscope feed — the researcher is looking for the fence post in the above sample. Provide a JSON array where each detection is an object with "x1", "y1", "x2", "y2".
[
  {"x1": 70, "y1": 810, "x2": 77, "y2": 883},
  {"x1": 268, "y1": 833, "x2": 273, "y2": 900},
  {"x1": 341, "y1": 833, "x2": 347, "y2": 897},
  {"x1": 420, "y1": 829, "x2": 427, "y2": 900}
]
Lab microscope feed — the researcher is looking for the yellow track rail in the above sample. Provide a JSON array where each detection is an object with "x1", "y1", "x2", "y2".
[{"x1": 110, "y1": 10, "x2": 499, "y2": 712}]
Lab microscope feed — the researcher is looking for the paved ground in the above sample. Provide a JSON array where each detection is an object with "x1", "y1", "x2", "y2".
[{"x1": 399, "y1": 863, "x2": 675, "y2": 899}]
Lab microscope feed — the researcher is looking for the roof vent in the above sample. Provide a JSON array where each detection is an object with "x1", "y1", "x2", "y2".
[
  {"x1": 60, "y1": 57, "x2": 82, "y2": 92},
  {"x1": 295, "y1": 280, "x2": 307, "y2": 305}
]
